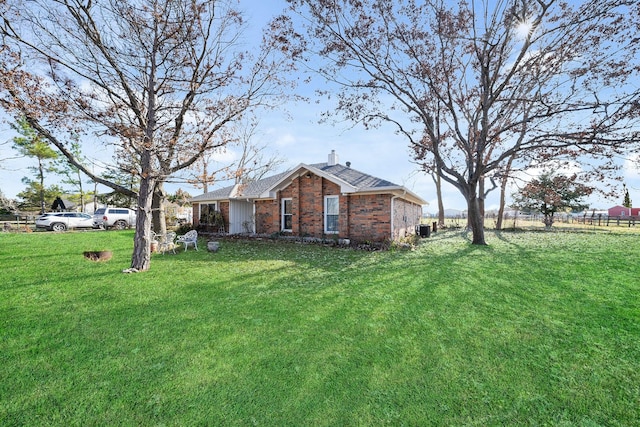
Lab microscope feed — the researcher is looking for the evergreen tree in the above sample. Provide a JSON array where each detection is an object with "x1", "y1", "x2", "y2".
[
  {"x1": 623, "y1": 184, "x2": 632, "y2": 208},
  {"x1": 16, "y1": 180, "x2": 64, "y2": 212},
  {"x1": 51, "y1": 139, "x2": 93, "y2": 212},
  {"x1": 11, "y1": 117, "x2": 58, "y2": 214}
]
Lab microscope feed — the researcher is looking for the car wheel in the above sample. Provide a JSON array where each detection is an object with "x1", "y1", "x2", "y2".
[
  {"x1": 113, "y1": 220, "x2": 127, "y2": 230},
  {"x1": 51, "y1": 223, "x2": 67, "y2": 232}
]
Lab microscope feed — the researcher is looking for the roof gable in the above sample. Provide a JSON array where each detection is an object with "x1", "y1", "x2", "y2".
[{"x1": 264, "y1": 163, "x2": 357, "y2": 197}]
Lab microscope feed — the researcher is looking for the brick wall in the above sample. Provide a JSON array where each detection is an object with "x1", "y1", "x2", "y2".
[
  {"x1": 299, "y1": 174, "x2": 328, "y2": 236},
  {"x1": 242, "y1": 173, "x2": 422, "y2": 242},
  {"x1": 392, "y1": 198, "x2": 423, "y2": 239},
  {"x1": 254, "y1": 199, "x2": 275, "y2": 235},
  {"x1": 346, "y1": 194, "x2": 392, "y2": 242},
  {"x1": 254, "y1": 174, "x2": 342, "y2": 237}
]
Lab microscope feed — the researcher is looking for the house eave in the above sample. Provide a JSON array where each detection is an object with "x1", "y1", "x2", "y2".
[{"x1": 351, "y1": 186, "x2": 428, "y2": 206}]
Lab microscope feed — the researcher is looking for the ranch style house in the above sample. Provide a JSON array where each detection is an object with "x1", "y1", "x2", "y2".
[{"x1": 190, "y1": 151, "x2": 427, "y2": 242}]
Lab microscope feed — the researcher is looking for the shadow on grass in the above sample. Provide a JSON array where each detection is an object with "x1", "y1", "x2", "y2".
[{"x1": 3, "y1": 230, "x2": 640, "y2": 425}]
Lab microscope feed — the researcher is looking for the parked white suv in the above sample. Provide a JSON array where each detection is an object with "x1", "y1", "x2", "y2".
[
  {"x1": 93, "y1": 207, "x2": 136, "y2": 230},
  {"x1": 36, "y1": 212, "x2": 94, "y2": 232}
]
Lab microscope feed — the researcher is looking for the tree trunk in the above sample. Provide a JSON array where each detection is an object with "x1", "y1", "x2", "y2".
[
  {"x1": 496, "y1": 155, "x2": 515, "y2": 230},
  {"x1": 152, "y1": 182, "x2": 167, "y2": 236},
  {"x1": 496, "y1": 176, "x2": 508, "y2": 230},
  {"x1": 435, "y1": 171, "x2": 445, "y2": 228},
  {"x1": 130, "y1": 147, "x2": 156, "y2": 273},
  {"x1": 467, "y1": 194, "x2": 487, "y2": 245},
  {"x1": 93, "y1": 180, "x2": 98, "y2": 212},
  {"x1": 479, "y1": 176, "x2": 486, "y2": 220},
  {"x1": 78, "y1": 169, "x2": 85, "y2": 212},
  {"x1": 38, "y1": 160, "x2": 46, "y2": 214},
  {"x1": 130, "y1": 175, "x2": 155, "y2": 272}
]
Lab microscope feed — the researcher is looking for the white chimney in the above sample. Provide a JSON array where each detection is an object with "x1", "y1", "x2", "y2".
[{"x1": 328, "y1": 150, "x2": 339, "y2": 166}]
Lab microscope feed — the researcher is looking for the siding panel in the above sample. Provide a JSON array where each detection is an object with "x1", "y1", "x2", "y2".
[{"x1": 229, "y1": 200, "x2": 254, "y2": 234}]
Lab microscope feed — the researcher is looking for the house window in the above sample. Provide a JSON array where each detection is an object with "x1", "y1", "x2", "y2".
[
  {"x1": 324, "y1": 195, "x2": 339, "y2": 234},
  {"x1": 281, "y1": 198, "x2": 292, "y2": 231},
  {"x1": 199, "y1": 203, "x2": 218, "y2": 225}
]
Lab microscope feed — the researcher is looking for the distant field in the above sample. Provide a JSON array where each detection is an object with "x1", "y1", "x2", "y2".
[{"x1": 1, "y1": 229, "x2": 639, "y2": 425}]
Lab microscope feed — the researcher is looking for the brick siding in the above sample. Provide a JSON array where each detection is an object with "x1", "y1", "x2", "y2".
[
  {"x1": 392, "y1": 198, "x2": 423, "y2": 239},
  {"x1": 252, "y1": 174, "x2": 422, "y2": 242}
]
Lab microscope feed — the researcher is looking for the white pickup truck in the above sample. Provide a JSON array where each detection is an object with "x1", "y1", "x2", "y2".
[{"x1": 93, "y1": 207, "x2": 136, "y2": 230}]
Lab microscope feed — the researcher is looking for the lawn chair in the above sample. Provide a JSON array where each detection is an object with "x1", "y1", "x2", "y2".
[
  {"x1": 158, "y1": 231, "x2": 177, "y2": 255},
  {"x1": 176, "y1": 229, "x2": 198, "y2": 251}
]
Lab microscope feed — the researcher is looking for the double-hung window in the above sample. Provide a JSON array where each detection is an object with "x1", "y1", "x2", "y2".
[
  {"x1": 281, "y1": 198, "x2": 292, "y2": 231},
  {"x1": 324, "y1": 195, "x2": 339, "y2": 234}
]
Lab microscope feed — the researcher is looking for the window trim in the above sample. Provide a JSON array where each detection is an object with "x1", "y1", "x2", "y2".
[
  {"x1": 281, "y1": 198, "x2": 293, "y2": 232},
  {"x1": 324, "y1": 195, "x2": 339, "y2": 234}
]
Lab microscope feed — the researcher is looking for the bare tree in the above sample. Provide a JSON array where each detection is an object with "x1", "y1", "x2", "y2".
[
  {"x1": 229, "y1": 119, "x2": 285, "y2": 185},
  {"x1": 1, "y1": 0, "x2": 295, "y2": 270},
  {"x1": 186, "y1": 147, "x2": 233, "y2": 194},
  {"x1": 278, "y1": 0, "x2": 640, "y2": 244},
  {"x1": 185, "y1": 118, "x2": 285, "y2": 190}
]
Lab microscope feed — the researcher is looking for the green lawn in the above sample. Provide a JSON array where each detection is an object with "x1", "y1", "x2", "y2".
[{"x1": 1, "y1": 230, "x2": 639, "y2": 426}]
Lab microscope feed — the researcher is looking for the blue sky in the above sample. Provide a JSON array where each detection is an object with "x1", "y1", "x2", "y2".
[{"x1": 1, "y1": 0, "x2": 638, "y2": 212}]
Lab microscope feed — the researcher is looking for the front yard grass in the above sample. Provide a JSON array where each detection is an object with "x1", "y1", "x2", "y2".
[{"x1": 1, "y1": 229, "x2": 639, "y2": 425}]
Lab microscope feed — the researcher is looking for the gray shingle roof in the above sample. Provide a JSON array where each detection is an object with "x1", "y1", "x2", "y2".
[
  {"x1": 190, "y1": 162, "x2": 425, "y2": 204},
  {"x1": 237, "y1": 170, "x2": 290, "y2": 197},
  {"x1": 190, "y1": 170, "x2": 291, "y2": 202},
  {"x1": 190, "y1": 186, "x2": 234, "y2": 202},
  {"x1": 309, "y1": 163, "x2": 397, "y2": 189}
]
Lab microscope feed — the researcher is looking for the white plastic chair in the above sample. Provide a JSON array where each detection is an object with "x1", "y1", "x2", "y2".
[{"x1": 176, "y1": 229, "x2": 198, "y2": 251}]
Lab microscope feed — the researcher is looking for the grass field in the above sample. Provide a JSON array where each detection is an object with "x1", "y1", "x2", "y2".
[{"x1": 1, "y1": 229, "x2": 639, "y2": 426}]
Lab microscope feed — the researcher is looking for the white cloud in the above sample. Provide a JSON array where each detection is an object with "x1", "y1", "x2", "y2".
[
  {"x1": 623, "y1": 154, "x2": 640, "y2": 179},
  {"x1": 209, "y1": 147, "x2": 236, "y2": 163},
  {"x1": 272, "y1": 132, "x2": 296, "y2": 148}
]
